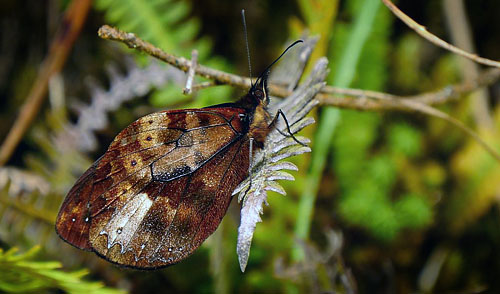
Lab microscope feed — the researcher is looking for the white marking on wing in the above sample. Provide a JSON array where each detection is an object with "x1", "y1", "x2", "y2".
[{"x1": 101, "y1": 192, "x2": 153, "y2": 252}]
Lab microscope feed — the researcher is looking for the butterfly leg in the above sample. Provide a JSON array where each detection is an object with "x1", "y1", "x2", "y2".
[
  {"x1": 242, "y1": 137, "x2": 254, "y2": 198},
  {"x1": 269, "y1": 109, "x2": 306, "y2": 146}
]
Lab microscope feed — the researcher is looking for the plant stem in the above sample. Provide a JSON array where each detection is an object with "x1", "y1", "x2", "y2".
[{"x1": 293, "y1": 0, "x2": 382, "y2": 260}]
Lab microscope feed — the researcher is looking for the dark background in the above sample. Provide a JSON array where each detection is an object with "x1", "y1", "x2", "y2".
[{"x1": 1, "y1": 0, "x2": 500, "y2": 293}]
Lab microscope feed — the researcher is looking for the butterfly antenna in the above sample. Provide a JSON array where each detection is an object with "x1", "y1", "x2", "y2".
[
  {"x1": 241, "y1": 9, "x2": 253, "y2": 87},
  {"x1": 255, "y1": 39, "x2": 303, "y2": 85}
]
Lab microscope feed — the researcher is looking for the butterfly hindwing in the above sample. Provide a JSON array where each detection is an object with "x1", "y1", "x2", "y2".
[
  {"x1": 92, "y1": 138, "x2": 249, "y2": 268},
  {"x1": 55, "y1": 158, "x2": 101, "y2": 250},
  {"x1": 57, "y1": 107, "x2": 250, "y2": 269}
]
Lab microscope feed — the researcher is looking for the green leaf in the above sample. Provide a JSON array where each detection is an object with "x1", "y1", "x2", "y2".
[
  {"x1": 395, "y1": 193, "x2": 433, "y2": 229},
  {"x1": 0, "y1": 246, "x2": 124, "y2": 294},
  {"x1": 387, "y1": 122, "x2": 423, "y2": 158}
]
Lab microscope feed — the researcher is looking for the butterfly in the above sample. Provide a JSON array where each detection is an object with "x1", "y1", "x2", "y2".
[{"x1": 55, "y1": 40, "x2": 303, "y2": 269}]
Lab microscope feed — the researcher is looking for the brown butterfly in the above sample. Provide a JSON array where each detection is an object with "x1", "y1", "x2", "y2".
[{"x1": 55, "y1": 41, "x2": 303, "y2": 269}]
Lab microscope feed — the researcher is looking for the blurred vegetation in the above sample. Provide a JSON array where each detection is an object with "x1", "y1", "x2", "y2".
[
  {"x1": 1, "y1": 0, "x2": 500, "y2": 293},
  {"x1": 0, "y1": 246, "x2": 124, "y2": 294}
]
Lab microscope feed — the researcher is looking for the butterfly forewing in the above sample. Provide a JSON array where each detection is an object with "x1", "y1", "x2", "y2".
[{"x1": 57, "y1": 107, "x2": 251, "y2": 269}]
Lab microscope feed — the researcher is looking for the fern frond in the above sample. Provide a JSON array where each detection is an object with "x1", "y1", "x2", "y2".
[
  {"x1": 0, "y1": 167, "x2": 50, "y2": 196},
  {"x1": 61, "y1": 60, "x2": 183, "y2": 152},
  {"x1": 96, "y1": 0, "x2": 201, "y2": 56},
  {"x1": 95, "y1": 0, "x2": 233, "y2": 107},
  {"x1": 0, "y1": 175, "x2": 84, "y2": 267},
  {"x1": 0, "y1": 178, "x2": 58, "y2": 246},
  {"x1": 0, "y1": 246, "x2": 124, "y2": 294},
  {"x1": 234, "y1": 37, "x2": 325, "y2": 272}
]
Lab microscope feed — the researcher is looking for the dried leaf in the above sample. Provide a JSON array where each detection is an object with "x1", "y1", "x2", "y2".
[{"x1": 234, "y1": 55, "x2": 328, "y2": 272}]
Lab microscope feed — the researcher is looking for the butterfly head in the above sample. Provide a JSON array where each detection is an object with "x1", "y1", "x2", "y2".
[
  {"x1": 246, "y1": 40, "x2": 303, "y2": 108},
  {"x1": 249, "y1": 70, "x2": 270, "y2": 106}
]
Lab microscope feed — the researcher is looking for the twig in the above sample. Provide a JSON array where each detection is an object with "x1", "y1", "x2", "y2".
[
  {"x1": 191, "y1": 81, "x2": 219, "y2": 91},
  {"x1": 443, "y1": 0, "x2": 493, "y2": 128},
  {"x1": 0, "y1": 0, "x2": 92, "y2": 166},
  {"x1": 382, "y1": 0, "x2": 500, "y2": 69},
  {"x1": 183, "y1": 49, "x2": 198, "y2": 95},
  {"x1": 321, "y1": 72, "x2": 500, "y2": 161},
  {"x1": 354, "y1": 93, "x2": 500, "y2": 162},
  {"x1": 98, "y1": 25, "x2": 500, "y2": 111},
  {"x1": 97, "y1": 25, "x2": 500, "y2": 162},
  {"x1": 319, "y1": 68, "x2": 500, "y2": 110},
  {"x1": 98, "y1": 25, "x2": 252, "y2": 89}
]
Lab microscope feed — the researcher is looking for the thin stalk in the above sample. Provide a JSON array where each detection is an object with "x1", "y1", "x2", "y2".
[{"x1": 293, "y1": 0, "x2": 382, "y2": 260}]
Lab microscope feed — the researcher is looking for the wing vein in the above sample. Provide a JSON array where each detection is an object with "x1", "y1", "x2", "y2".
[{"x1": 186, "y1": 139, "x2": 247, "y2": 248}]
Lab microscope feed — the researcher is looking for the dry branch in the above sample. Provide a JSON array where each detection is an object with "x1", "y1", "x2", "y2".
[
  {"x1": 98, "y1": 25, "x2": 500, "y2": 111},
  {"x1": 97, "y1": 24, "x2": 500, "y2": 162},
  {"x1": 0, "y1": 0, "x2": 92, "y2": 166},
  {"x1": 382, "y1": 0, "x2": 500, "y2": 69},
  {"x1": 319, "y1": 68, "x2": 500, "y2": 111}
]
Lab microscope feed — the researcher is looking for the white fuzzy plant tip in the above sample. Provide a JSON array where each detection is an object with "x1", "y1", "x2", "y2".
[{"x1": 233, "y1": 36, "x2": 328, "y2": 272}]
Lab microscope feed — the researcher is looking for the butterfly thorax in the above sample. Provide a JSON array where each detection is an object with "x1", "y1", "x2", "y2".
[
  {"x1": 236, "y1": 82, "x2": 273, "y2": 148},
  {"x1": 247, "y1": 103, "x2": 272, "y2": 148}
]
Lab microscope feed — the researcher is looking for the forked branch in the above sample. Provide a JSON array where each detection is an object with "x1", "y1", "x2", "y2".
[
  {"x1": 98, "y1": 25, "x2": 500, "y2": 162},
  {"x1": 382, "y1": 0, "x2": 500, "y2": 68}
]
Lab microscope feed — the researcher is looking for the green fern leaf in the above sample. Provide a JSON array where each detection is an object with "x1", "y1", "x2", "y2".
[{"x1": 0, "y1": 246, "x2": 124, "y2": 294}]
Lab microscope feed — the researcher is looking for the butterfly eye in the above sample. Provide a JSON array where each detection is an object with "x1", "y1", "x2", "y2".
[{"x1": 254, "y1": 89, "x2": 264, "y2": 100}]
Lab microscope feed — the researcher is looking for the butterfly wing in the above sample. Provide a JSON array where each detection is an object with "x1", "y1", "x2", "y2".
[
  {"x1": 56, "y1": 107, "x2": 250, "y2": 269},
  {"x1": 56, "y1": 157, "x2": 101, "y2": 250}
]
